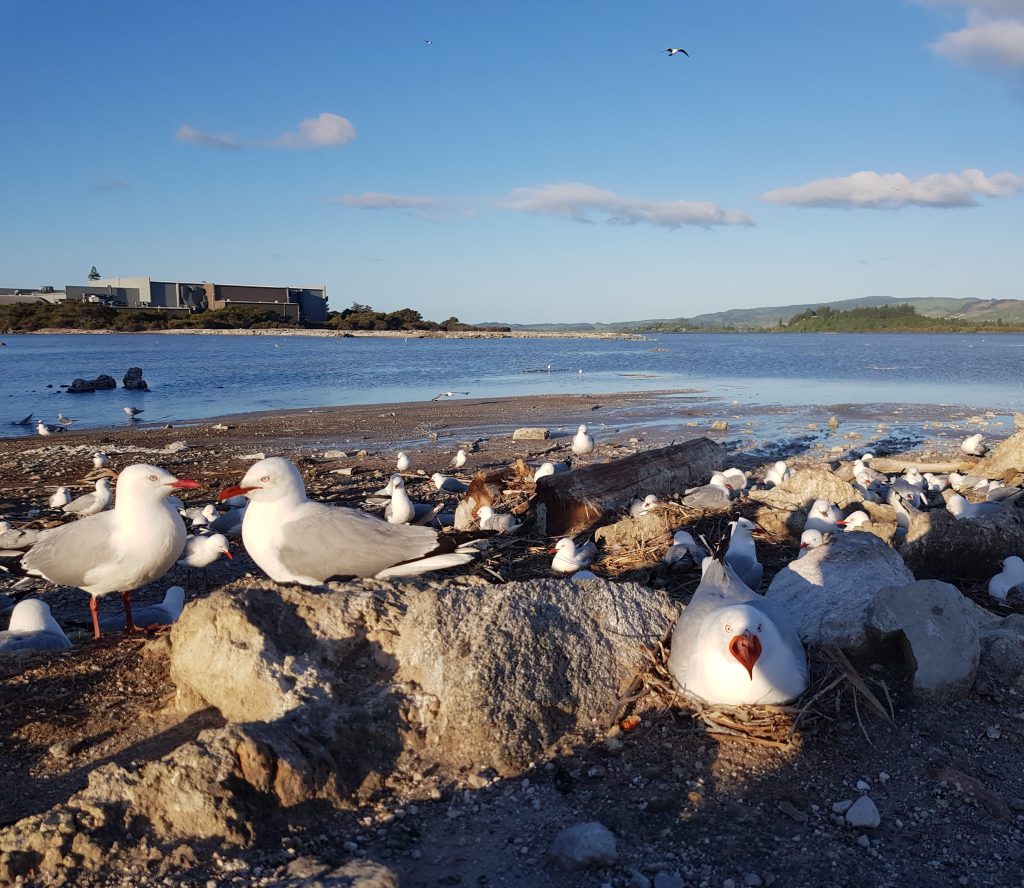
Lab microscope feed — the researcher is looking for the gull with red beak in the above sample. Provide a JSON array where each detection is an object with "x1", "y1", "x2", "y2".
[
  {"x1": 22, "y1": 464, "x2": 200, "y2": 639},
  {"x1": 218, "y1": 456, "x2": 479, "y2": 583},
  {"x1": 667, "y1": 557, "x2": 807, "y2": 706},
  {"x1": 724, "y1": 517, "x2": 763, "y2": 590},
  {"x1": 680, "y1": 472, "x2": 734, "y2": 510}
]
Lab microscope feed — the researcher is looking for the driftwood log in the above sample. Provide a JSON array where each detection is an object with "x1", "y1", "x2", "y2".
[{"x1": 533, "y1": 437, "x2": 726, "y2": 536}]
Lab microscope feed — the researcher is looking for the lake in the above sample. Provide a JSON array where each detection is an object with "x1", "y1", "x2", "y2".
[{"x1": 2, "y1": 331, "x2": 1021, "y2": 438}]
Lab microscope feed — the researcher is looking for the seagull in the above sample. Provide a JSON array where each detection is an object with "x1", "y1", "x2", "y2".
[
  {"x1": 477, "y1": 505, "x2": 520, "y2": 533},
  {"x1": 989, "y1": 556, "x2": 1024, "y2": 602},
  {"x1": 36, "y1": 420, "x2": 64, "y2": 436},
  {"x1": 451, "y1": 449, "x2": 468, "y2": 470},
  {"x1": 724, "y1": 517, "x2": 763, "y2": 590},
  {"x1": 664, "y1": 47, "x2": 690, "y2": 57},
  {"x1": 48, "y1": 487, "x2": 72, "y2": 509},
  {"x1": 0, "y1": 600, "x2": 72, "y2": 654},
  {"x1": 93, "y1": 451, "x2": 110, "y2": 469},
  {"x1": 572, "y1": 423, "x2": 595, "y2": 462},
  {"x1": 431, "y1": 391, "x2": 470, "y2": 401},
  {"x1": 663, "y1": 530, "x2": 708, "y2": 567},
  {"x1": 217, "y1": 456, "x2": 480, "y2": 583},
  {"x1": 176, "y1": 533, "x2": 232, "y2": 587},
  {"x1": 533, "y1": 461, "x2": 570, "y2": 482},
  {"x1": 804, "y1": 499, "x2": 846, "y2": 534},
  {"x1": 680, "y1": 472, "x2": 733, "y2": 510},
  {"x1": 722, "y1": 468, "x2": 748, "y2": 492},
  {"x1": 207, "y1": 503, "x2": 246, "y2": 538},
  {"x1": 550, "y1": 538, "x2": 598, "y2": 574},
  {"x1": 424, "y1": 38, "x2": 432, "y2": 45},
  {"x1": 100, "y1": 585, "x2": 186, "y2": 631},
  {"x1": 10, "y1": 413, "x2": 33, "y2": 427},
  {"x1": 384, "y1": 475, "x2": 439, "y2": 525},
  {"x1": 841, "y1": 509, "x2": 871, "y2": 531},
  {"x1": 57, "y1": 413, "x2": 77, "y2": 427},
  {"x1": 946, "y1": 493, "x2": 1002, "y2": 520},
  {"x1": 123, "y1": 406, "x2": 144, "y2": 419},
  {"x1": 902, "y1": 467, "x2": 927, "y2": 490},
  {"x1": 666, "y1": 556, "x2": 808, "y2": 706},
  {"x1": 629, "y1": 494, "x2": 660, "y2": 518},
  {"x1": 62, "y1": 477, "x2": 114, "y2": 518},
  {"x1": 22, "y1": 464, "x2": 200, "y2": 639},
  {"x1": 396, "y1": 452, "x2": 411, "y2": 473},
  {"x1": 432, "y1": 472, "x2": 469, "y2": 493},
  {"x1": 764, "y1": 461, "x2": 792, "y2": 488},
  {"x1": 797, "y1": 529, "x2": 827, "y2": 557},
  {"x1": 961, "y1": 433, "x2": 988, "y2": 456}
]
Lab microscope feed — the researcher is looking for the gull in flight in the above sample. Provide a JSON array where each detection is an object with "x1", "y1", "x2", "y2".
[
  {"x1": 431, "y1": 391, "x2": 470, "y2": 401},
  {"x1": 123, "y1": 406, "x2": 144, "y2": 419},
  {"x1": 664, "y1": 47, "x2": 689, "y2": 57}
]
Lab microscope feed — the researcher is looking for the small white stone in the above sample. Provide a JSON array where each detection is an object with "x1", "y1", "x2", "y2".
[
  {"x1": 857, "y1": 835, "x2": 871, "y2": 848},
  {"x1": 831, "y1": 799, "x2": 854, "y2": 814},
  {"x1": 845, "y1": 795, "x2": 881, "y2": 829},
  {"x1": 878, "y1": 772, "x2": 891, "y2": 784},
  {"x1": 856, "y1": 780, "x2": 871, "y2": 791}
]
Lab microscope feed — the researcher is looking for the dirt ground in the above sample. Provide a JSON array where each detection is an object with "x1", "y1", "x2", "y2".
[{"x1": 1, "y1": 393, "x2": 1022, "y2": 887}]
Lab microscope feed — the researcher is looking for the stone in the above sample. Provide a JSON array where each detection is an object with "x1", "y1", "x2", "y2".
[
  {"x1": 67, "y1": 374, "x2": 117, "y2": 393},
  {"x1": 866, "y1": 580, "x2": 980, "y2": 698},
  {"x1": 749, "y1": 467, "x2": 862, "y2": 537},
  {"x1": 171, "y1": 577, "x2": 677, "y2": 776},
  {"x1": 974, "y1": 430, "x2": 1024, "y2": 476},
  {"x1": 976, "y1": 626, "x2": 1024, "y2": 689},
  {"x1": 512, "y1": 427, "x2": 549, "y2": 441},
  {"x1": 323, "y1": 449, "x2": 348, "y2": 459},
  {"x1": 844, "y1": 795, "x2": 881, "y2": 828},
  {"x1": 901, "y1": 507, "x2": 1024, "y2": 580},
  {"x1": 594, "y1": 504, "x2": 683, "y2": 554},
  {"x1": 628, "y1": 870, "x2": 653, "y2": 888},
  {"x1": 653, "y1": 873, "x2": 684, "y2": 888},
  {"x1": 766, "y1": 533, "x2": 915, "y2": 648},
  {"x1": 710, "y1": 420, "x2": 729, "y2": 430},
  {"x1": 546, "y1": 821, "x2": 618, "y2": 870},
  {"x1": 276, "y1": 857, "x2": 399, "y2": 887},
  {"x1": 122, "y1": 366, "x2": 149, "y2": 390}
]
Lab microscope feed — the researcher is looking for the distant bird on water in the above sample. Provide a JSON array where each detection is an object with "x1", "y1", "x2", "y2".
[
  {"x1": 664, "y1": 47, "x2": 689, "y2": 57},
  {"x1": 57, "y1": 413, "x2": 77, "y2": 427},
  {"x1": 123, "y1": 406, "x2": 144, "y2": 419}
]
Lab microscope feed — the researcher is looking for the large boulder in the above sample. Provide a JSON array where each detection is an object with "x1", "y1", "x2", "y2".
[
  {"x1": 866, "y1": 580, "x2": 980, "y2": 699},
  {"x1": 973, "y1": 430, "x2": 1024, "y2": 477},
  {"x1": 900, "y1": 507, "x2": 1024, "y2": 580},
  {"x1": 765, "y1": 533, "x2": 914, "y2": 648},
  {"x1": 171, "y1": 576, "x2": 677, "y2": 776},
  {"x1": 66, "y1": 374, "x2": 117, "y2": 393},
  {"x1": 748, "y1": 467, "x2": 862, "y2": 538},
  {"x1": 122, "y1": 366, "x2": 149, "y2": 390}
]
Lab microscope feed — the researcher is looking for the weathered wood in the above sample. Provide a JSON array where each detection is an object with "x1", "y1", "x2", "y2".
[{"x1": 533, "y1": 437, "x2": 726, "y2": 537}]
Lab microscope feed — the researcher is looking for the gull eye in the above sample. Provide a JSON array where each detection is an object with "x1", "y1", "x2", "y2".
[
  {"x1": 148, "y1": 474, "x2": 158, "y2": 481},
  {"x1": 757, "y1": 623, "x2": 763, "y2": 633},
  {"x1": 260, "y1": 475, "x2": 271, "y2": 482},
  {"x1": 724, "y1": 624, "x2": 732, "y2": 634}
]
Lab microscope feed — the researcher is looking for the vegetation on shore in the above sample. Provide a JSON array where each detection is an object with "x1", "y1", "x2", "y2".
[
  {"x1": 771, "y1": 303, "x2": 1024, "y2": 333},
  {"x1": 0, "y1": 301, "x2": 507, "y2": 334}
]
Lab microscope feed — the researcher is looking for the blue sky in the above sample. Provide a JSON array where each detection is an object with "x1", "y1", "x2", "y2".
[{"x1": 2, "y1": 0, "x2": 1022, "y2": 323}]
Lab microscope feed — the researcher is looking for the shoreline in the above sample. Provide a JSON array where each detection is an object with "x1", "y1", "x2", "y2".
[{"x1": 5, "y1": 327, "x2": 648, "y2": 341}]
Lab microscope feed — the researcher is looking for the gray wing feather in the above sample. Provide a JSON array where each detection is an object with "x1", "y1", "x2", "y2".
[
  {"x1": 278, "y1": 503, "x2": 440, "y2": 579},
  {"x1": 22, "y1": 514, "x2": 120, "y2": 588}
]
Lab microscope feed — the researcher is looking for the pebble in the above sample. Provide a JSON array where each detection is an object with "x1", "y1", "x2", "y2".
[
  {"x1": 546, "y1": 821, "x2": 618, "y2": 870},
  {"x1": 878, "y1": 772, "x2": 891, "y2": 784},
  {"x1": 777, "y1": 800, "x2": 808, "y2": 823},
  {"x1": 845, "y1": 795, "x2": 881, "y2": 829},
  {"x1": 653, "y1": 873, "x2": 684, "y2": 888},
  {"x1": 744, "y1": 873, "x2": 763, "y2": 887},
  {"x1": 986, "y1": 725, "x2": 1001, "y2": 739},
  {"x1": 856, "y1": 780, "x2": 871, "y2": 791},
  {"x1": 831, "y1": 800, "x2": 853, "y2": 814},
  {"x1": 857, "y1": 835, "x2": 871, "y2": 849}
]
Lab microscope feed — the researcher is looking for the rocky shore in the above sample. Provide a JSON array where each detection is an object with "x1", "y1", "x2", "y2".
[{"x1": 1, "y1": 398, "x2": 1023, "y2": 887}]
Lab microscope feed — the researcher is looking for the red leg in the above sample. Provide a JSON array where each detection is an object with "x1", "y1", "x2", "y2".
[
  {"x1": 89, "y1": 595, "x2": 101, "y2": 640},
  {"x1": 121, "y1": 591, "x2": 144, "y2": 633}
]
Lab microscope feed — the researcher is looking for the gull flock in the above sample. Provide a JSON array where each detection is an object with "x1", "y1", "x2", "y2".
[{"x1": 1, "y1": 423, "x2": 1022, "y2": 713}]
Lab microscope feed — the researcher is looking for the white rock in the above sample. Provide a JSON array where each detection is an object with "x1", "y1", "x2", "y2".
[
  {"x1": 546, "y1": 821, "x2": 618, "y2": 870},
  {"x1": 845, "y1": 795, "x2": 881, "y2": 829}
]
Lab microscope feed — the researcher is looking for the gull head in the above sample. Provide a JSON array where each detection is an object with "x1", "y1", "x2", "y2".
[
  {"x1": 8, "y1": 599, "x2": 62, "y2": 634},
  {"x1": 799, "y1": 529, "x2": 826, "y2": 551},
  {"x1": 219, "y1": 457, "x2": 304, "y2": 504},
  {"x1": 551, "y1": 538, "x2": 577, "y2": 556},
  {"x1": 117, "y1": 464, "x2": 200, "y2": 502},
  {"x1": 704, "y1": 604, "x2": 767, "y2": 680},
  {"x1": 730, "y1": 516, "x2": 759, "y2": 536},
  {"x1": 577, "y1": 424, "x2": 588, "y2": 435}
]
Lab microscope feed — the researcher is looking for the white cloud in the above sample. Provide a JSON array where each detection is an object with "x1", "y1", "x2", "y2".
[
  {"x1": 274, "y1": 113, "x2": 356, "y2": 149},
  {"x1": 762, "y1": 168, "x2": 1024, "y2": 209},
  {"x1": 932, "y1": 16, "x2": 1024, "y2": 66},
  {"x1": 499, "y1": 183, "x2": 753, "y2": 229},
  {"x1": 174, "y1": 124, "x2": 242, "y2": 151},
  {"x1": 919, "y1": 1, "x2": 1024, "y2": 69},
  {"x1": 336, "y1": 192, "x2": 442, "y2": 210},
  {"x1": 176, "y1": 113, "x2": 355, "y2": 151}
]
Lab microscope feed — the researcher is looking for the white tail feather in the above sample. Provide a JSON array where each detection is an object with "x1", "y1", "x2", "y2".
[{"x1": 374, "y1": 542, "x2": 479, "y2": 579}]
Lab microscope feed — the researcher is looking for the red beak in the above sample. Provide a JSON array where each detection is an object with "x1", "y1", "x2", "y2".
[
  {"x1": 218, "y1": 484, "x2": 256, "y2": 502},
  {"x1": 168, "y1": 479, "x2": 201, "y2": 490},
  {"x1": 729, "y1": 631, "x2": 762, "y2": 680},
  {"x1": 548, "y1": 547, "x2": 558, "y2": 554},
  {"x1": 799, "y1": 542, "x2": 809, "y2": 549},
  {"x1": 835, "y1": 520, "x2": 847, "y2": 527},
  {"x1": 223, "y1": 550, "x2": 233, "y2": 560}
]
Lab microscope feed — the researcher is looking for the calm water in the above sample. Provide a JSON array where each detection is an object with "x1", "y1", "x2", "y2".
[{"x1": 1, "y1": 332, "x2": 1021, "y2": 437}]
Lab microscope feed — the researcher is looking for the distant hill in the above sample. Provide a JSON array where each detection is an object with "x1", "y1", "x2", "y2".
[{"x1": 480, "y1": 294, "x2": 1024, "y2": 331}]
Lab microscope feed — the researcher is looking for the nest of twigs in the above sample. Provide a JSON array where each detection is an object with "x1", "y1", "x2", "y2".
[{"x1": 617, "y1": 637, "x2": 897, "y2": 751}]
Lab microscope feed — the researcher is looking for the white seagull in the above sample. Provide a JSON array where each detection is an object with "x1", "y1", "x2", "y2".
[
  {"x1": 432, "y1": 472, "x2": 469, "y2": 493},
  {"x1": 431, "y1": 391, "x2": 470, "y2": 401},
  {"x1": 663, "y1": 530, "x2": 708, "y2": 567},
  {"x1": 571, "y1": 424, "x2": 595, "y2": 462},
  {"x1": 724, "y1": 517, "x2": 763, "y2": 590},
  {"x1": 48, "y1": 487, "x2": 72, "y2": 509},
  {"x1": 93, "y1": 451, "x2": 110, "y2": 469},
  {"x1": 477, "y1": 505, "x2": 520, "y2": 533},
  {"x1": 0, "y1": 600, "x2": 72, "y2": 654},
  {"x1": 680, "y1": 472, "x2": 733, "y2": 510},
  {"x1": 961, "y1": 433, "x2": 988, "y2": 456},
  {"x1": 57, "y1": 413, "x2": 77, "y2": 427},
  {"x1": 946, "y1": 493, "x2": 1002, "y2": 520},
  {"x1": 629, "y1": 494, "x2": 660, "y2": 518},
  {"x1": 36, "y1": 420, "x2": 64, "y2": 436},
  {"x1": 218, "y1": 457, "x2": 480, "y2": 583},
  {"x1": 176, "y1": 533, "x2": 232, "y2": 587},
  {"x1": 62, "y1": 477, "x2": 114, "y2": 518},
  {"x1": 664, "y1": 47, "x2": 689, "y2": 57},
  {"x1": 123, "y1": 406, "x2": 144, "y2": 419},
  {"x1": 989, "y1": 556, "x2": 1024, "y2": 602},
  {"x1": 667, "y1": 557, "x2": 808, "y2": 706},
  {"x1": 100, "y1": 585, "x2": 186, "y2": 631},
  {"x1": 396, "y1": 452, "x2": 411, "y2": 473},
  {"x1": 764, "y1": 461, "x2": 792, "y2": 488},
  {"x1": 384, "y1": 475, "x2": 438, "y2": 525},
  {"x1": 803, "y1": 499, "x2": 846, "y2": 534},
  {"x1": 797, "y1": 529, "x2": 827, "y2": 557},
  {"x1": 22, "y1": 464, "x2": 200, "y2": 638},
  {"x1": 550, "y1": 538, "x2": 597, "y2": 574},
  {"x1": 451, "y1": 448, "x2": 468, "y2": 470}
]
